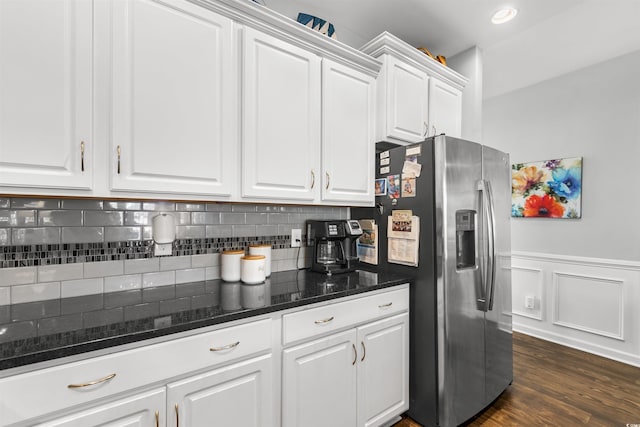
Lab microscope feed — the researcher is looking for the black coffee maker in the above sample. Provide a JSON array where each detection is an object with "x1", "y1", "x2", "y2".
[{"x1": 307, "y1": 220, "x2": 363, "y2": 275}]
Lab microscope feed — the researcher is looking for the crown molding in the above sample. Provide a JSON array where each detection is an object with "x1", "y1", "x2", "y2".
[
  {"x1": 361, "y1": 31, "x2": 468, "y2": 90},
  {"x1": 188, "y1": 0, "x2": 382, "y2": 77}
]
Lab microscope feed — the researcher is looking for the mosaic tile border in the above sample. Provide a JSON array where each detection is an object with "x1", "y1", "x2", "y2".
[{"x1": 0, "y1": 235, "x2": 296, "y2": 269}]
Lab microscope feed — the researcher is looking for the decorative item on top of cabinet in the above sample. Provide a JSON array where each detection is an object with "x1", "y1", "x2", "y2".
[{"x1": 296, "y1": 13, "x2": 337, "y2": 39}]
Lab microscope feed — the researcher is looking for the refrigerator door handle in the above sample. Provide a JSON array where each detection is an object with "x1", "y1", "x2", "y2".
[
  {"x1": 477, "y1": 180, "x2": 497, "y2": 311},
  {"x1": 484, "y1": 180, "x2": 497, "y2": 311}
]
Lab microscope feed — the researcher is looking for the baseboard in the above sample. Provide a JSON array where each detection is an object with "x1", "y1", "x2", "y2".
[{"x1": 514, "y1": 323, "x2": 640, "y2": 368}]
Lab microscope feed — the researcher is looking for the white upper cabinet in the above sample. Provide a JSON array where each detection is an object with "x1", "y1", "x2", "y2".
[
  {"x1": 0, "y1": 0, "x2": 93, "y2": 191},
  {"x1": 321, "y1": 59, "x2": 376, "y2": 204},
  {"x1": 241, "y1": 27, "x2": 321, "y2": 202},
  {"x1": 381, "y1": 57, "x2": 430, "y2": 143},
  {"x1": 361, "y1": 32, "x2": 467, "y2": 145},
  {"x1": 109, "y1": 0, "x2": 237, "y2": 197},
  {"x1": 429, "y1": 77, "x2": 463, "y2": 138}
]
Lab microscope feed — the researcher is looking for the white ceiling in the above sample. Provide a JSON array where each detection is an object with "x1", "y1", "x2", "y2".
[{"x1": 261, "y1": 0, "x2": 640, "y2": 98}]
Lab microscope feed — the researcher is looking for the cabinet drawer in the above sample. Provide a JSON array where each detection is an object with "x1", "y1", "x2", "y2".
[
  {"x1": 0, "y1": 318, "x2": 271, "y2": 426},
  {"x1": 282, "y1": 286, "x2": 409, "y2": 345}
]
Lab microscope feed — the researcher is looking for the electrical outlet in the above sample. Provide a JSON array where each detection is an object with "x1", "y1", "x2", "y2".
[
  {"x1": 525, "y1": 296, "x2": 535, "y2": 309},
  {"x1": 291, "y1": 228, "x2": 302, "y2": 247}
]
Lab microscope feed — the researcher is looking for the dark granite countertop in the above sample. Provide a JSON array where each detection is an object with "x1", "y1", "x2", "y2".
[{"x1": 0, "y1": 268, "x2": 410, "y2": 372}]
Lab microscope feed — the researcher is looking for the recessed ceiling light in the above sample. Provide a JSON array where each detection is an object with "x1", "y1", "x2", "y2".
[{"x1": 491, "y1": 7, "x2": 518, "y2": 24}]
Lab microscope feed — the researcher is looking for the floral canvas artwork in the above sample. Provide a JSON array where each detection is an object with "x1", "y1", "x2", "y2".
[{"x1": 511, "y1": 157, "x2": 582, "y2": 218}]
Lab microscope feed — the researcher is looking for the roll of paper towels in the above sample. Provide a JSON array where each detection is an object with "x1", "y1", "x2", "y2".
[{"x1": 152, "y1": 213, "x2": 175, "y2": 244}]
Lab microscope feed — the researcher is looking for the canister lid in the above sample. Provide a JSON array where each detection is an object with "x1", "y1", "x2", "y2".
[
  {"x1": 242, "y1": 255, "x2": 266, "y2": 260},
  {"x1": 222, "y1": 249, "x2": 245, "y2": 255}
]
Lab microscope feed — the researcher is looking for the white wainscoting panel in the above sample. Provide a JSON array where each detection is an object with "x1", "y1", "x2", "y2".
[
  {"x1": 553, "y1": 272, "x2": 624, "y2": 340},
  {"x1": 511, "y1": 252, "x2": 640, "y2": 367}
]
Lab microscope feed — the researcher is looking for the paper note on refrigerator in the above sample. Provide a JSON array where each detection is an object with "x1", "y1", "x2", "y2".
[
  {"x1": 356, "y1": 219, "x2": 378, "y2": 265},
  {"x1": 387, "y1": 214, "x2": 420, "y2": 267}
]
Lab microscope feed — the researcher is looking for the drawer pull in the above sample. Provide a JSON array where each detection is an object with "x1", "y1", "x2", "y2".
[
  {"x1": 314, "y1": 316, "x2": 334, "y2": 324},
  {"x1": 210, "y1": 341, "x2": 240, "y2": 352},
  {"x1": 67, "y1": 373, "x2": 116, "y2": 389},
  {"x1": 155, "y1": 410, "x2": 159, "y2": 427},
  {"x1": 379, "y1": 302, "x2": 393, "y2": 308},
  {"x1": 361, "y1": 341, "x2": 366, "y2": 362},
  {"x1": 175, "y1": 403, "x2": 179, "y2": 427}
]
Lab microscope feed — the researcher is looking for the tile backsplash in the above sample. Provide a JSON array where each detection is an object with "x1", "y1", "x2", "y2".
[{"x1": 0, "y1": 197, "x2": 348, "y2": 305}]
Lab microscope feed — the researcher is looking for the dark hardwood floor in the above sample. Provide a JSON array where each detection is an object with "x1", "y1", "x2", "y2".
[{"x1": 394, "y1": 332, "x2": 640, "y2": 426}]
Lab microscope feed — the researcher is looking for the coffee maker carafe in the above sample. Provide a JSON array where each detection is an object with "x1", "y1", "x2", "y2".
[{"x1": 307, "y1": 220, "x2": 362, "y2": 274}]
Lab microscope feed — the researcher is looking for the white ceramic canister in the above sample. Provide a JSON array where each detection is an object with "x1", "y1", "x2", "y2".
[
  {"x1": 241, "y1": 282, "x2": 266, "y2": 309},
  {"x1": 249, "y1": 244, "x2": 272, "y2": 277},
  {"x1": 221, "y1": 249, "x2": 245, "y2": 282},
  {"x1": 221, "y1": 282, "x2": 242, "y2": 312},
  {"x1": 240, "y1": 255, "x2": 266, "y2": 284}
]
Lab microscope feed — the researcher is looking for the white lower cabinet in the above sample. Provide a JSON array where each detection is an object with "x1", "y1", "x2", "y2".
[
  {"x1": 167, "y1": 354, "x2": 273, "y2": 427},
  {"x1": 356, "y1": 313, "x2": 409, "y2": 427},
  {"x1": 282, "y1": 288, "x2": 410, "y2": 427},
  {"x1": 0, "y1": 287, "x2": 408, "y2": 427},
  {"x1": 35, "y1": 388, "x2": 166, "y2": 427},
  {"x1": 0, "y1": 318, "x2": 273, "y2": 427},
  {"x1": 282, "y1": 329, "x2": 358, "y2": 427}
]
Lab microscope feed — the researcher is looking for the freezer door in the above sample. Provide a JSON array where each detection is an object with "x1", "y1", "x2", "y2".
[
  {"x1": 434, "y1": 136, "x2": 486, "y2": 426},
  {"x1": 482, "y1": 145, "x2": 513, "y2": 403}
]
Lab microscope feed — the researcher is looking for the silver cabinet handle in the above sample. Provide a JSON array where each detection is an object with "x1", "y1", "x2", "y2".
[
  {"x1": 155, "y1": 410, "x2": 159, "y2": 427},
  {"x1": 379, "y1": 302, "x2": 393, "y2": 308},
  {"x1": 67, "y1": 373, "x2": 116, "y2": 389},
  {"x1": 432, "y1": 125, "x2": 437, "y2": 136},
  {"x1": 210, "y1": 341, "x2": 240, "y2": 352},
  {"x1": 117, "y1": 145, "x2": 121, "y2": 174},
  {"x1": 311, "y1": 170, "x2": 315, "y2": 189},
  {"x1": 314, "y1": 316, "x2": 334, "y2": 324},
  {"x1": 352, "y1": 343, "x2": 357, "y2": 365},
  {"x1": 175, "y1": 403, "x2": 179, "y2": 427},
  {"x1": 325, "y1": 172, "x2": 330, "y2": 190},
  {"x1": 361, "y1": 341, "x2": 366, "y2": 362},
  {"x1": 80, "y1": 141, "x2": 85, "y2": 172},
  {"x1": 423, "y1": 121, "x2": 428, "y2": 137}
]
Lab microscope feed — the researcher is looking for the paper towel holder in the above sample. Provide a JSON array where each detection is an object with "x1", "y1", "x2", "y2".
[{"x1": 152, "y1": 213, "x2": 176, "y2": 256}]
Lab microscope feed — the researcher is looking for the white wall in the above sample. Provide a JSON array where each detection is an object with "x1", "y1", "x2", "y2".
[
  {"x1": 484, "y1": 49, "x2": 640, "y2": 366},
  {"x1": 448, "y1": 46, "x2": 483, "y2": 143},
  {"x1": 484, "y1": 49, "x2": 640, "y2": 262}
]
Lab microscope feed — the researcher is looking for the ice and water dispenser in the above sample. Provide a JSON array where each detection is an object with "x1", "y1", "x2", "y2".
[{"x1": 455, "y1": 210, "x2": 476, "y2": 269}]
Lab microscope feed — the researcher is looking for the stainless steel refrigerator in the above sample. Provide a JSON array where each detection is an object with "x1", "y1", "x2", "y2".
[{"x1": 352, "y1": 135, "x2": 513, "y2": 427}]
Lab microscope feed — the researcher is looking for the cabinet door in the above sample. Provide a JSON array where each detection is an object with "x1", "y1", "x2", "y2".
[
  {"x1": 167, "y1": 354, "x2": 273, "y2": 427},
  {"x1": 282, "y1": 329, "x2": 357, "y2": 427},
  {"x1": 321, "y1": 59, "x2": 375, "y2": 205},
  {"x1": 0, "y1": 0, "x2": 92, "y2": 191},
  {"x1": 110, "y1": 0, "x2": 237, "y2": 197},
  {"x1": 428, "y1": 77, "x2": 462, "y2": 138},
  {"x1": 356, "y1": 313, "x2": 409, "y2": 427},
  {"x1": 384, "y1": 57, "x2": 429, "y2": 143},
  {"x1": 242, "y1": 27, "x2": 321, "y2": 201},
  {"x1": 36, "y1": 388, "x2": 166, "y2": 427}
]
